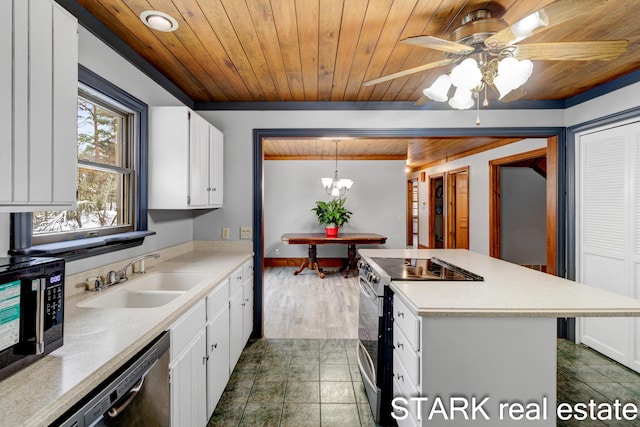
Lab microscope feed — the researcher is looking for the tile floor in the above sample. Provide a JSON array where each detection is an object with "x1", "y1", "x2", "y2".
[
  {"x1": 557, "y1": 339, "x2": 640, "y2": 427},
  {"x1": 207, "y1": 338, "x2": 374, "y2": 427},
  {"x1": 208, "y1": 338, "x2": 640, "y2": 426}
]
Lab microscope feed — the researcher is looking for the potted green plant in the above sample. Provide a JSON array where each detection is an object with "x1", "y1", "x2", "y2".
[{"x1": 312, "y1": 197, "x2": 352, "y2": 237}]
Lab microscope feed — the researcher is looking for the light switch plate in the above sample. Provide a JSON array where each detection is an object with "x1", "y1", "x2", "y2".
[
  {"x1": 222, "y1": 227, "x2": 230, "y2": 239},
  {"x1": 240, "y1": 226, "x2": 252, "y2": 239}
]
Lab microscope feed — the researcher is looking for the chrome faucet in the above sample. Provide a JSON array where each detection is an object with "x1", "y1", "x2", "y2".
[{"x1": 106, "y1": 253, "x2": 160, "y2": 286}]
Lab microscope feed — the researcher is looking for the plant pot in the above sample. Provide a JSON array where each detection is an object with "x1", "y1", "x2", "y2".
[{"x1": 325, "y1": 226, "x2": 338, "y2": 238}]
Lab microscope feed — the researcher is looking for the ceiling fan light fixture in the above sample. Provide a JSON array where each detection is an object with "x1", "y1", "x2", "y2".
[
  {"x1": 140, "y1": 10, "x2": 179, "y2": 32},
  {"x1": 423, "y1": 74, "x2": 452, "y2": 102},
  {"x1": 450, "y1": 58, "x2": 482, "y2": 90},
  {"x1": 510, "y1": 11, "x2": 548, "y2": 43},
  {"x1": 448, "y1": 87, "x2": 474, "y2": 110}
]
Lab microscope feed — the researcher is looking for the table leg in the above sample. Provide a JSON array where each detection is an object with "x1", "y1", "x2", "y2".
[
  {"x1": 292, "y1": 244, "x2": 324, "y2": 278},
  {"x1": 343, "y1": 244, "x2": 357, "y2": 278}
]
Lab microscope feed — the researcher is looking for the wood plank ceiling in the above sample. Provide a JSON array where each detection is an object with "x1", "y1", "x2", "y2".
[{"x1": 74, "y1": 0, "x2": 640, "y2": 166}]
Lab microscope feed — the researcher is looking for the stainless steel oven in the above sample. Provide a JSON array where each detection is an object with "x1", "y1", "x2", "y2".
[
  {"x1": 357, "y1": 258, "x2": 395, "y2": 426},
  {"x1": 357, "y1": 254, "x2": 484, "y2": 426}
]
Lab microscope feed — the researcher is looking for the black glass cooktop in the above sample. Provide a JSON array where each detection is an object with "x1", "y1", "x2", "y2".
[{"x1": 370, "y1": 257, "x2": 483, "y2": 281}]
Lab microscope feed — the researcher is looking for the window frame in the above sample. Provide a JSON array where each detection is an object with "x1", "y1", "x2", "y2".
[{"x1": 10, "y1": 65, "x2": 151, "y2": 261}]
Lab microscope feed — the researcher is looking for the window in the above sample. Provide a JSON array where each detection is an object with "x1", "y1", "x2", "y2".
[
  {"x1": 32, "y1": 89, "x2": 135, "y2": 244},
  {"x1": 10, "y1": 65, "x2": 151, "y2": 260}
]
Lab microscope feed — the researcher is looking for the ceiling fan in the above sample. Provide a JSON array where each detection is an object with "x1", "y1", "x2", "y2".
[{"x1": 363, "y1": 0, "x2": 629, "y2": 109}]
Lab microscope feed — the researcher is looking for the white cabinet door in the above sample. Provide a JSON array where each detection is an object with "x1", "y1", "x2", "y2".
[
  {"x1": 206, "y1": 303, "x2": 230, "y2": 417},
  {"x1": 0, "y1": 0, "x2": 77, "y2": 211},
  {"x1": 189, "y1": 113, "x2": 211, "y2": 208},
  {"x1": 229, "y1": 266, "x2": 244, "y2": 368},
  {"x1": 208, "y1": 126, "x2": 224, "y2": 207},
  {"x1": 242, "y1": 262, "x2": 253, "y2": 343},
  {"x1": 149, "y1": 106, "x2": 223, "y2": 209},
  {"x1": 170, "y1": 329, "x2": 207, "y2": 427}
]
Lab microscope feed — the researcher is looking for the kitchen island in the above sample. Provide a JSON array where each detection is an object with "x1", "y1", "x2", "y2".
[
  {"x1": 359, "y1": 248, "x2": 640, "y2": 426},
  {"x1": 0, "y1": 242, "x2": 252, "y2": 427}
]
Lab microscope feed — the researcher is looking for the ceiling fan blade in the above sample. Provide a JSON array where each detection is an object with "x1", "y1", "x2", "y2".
[
  {"x1": 401, "y1": 36, "x2": 474, "y2": 54},
  {"x1": 485, "y1": 0, "x2": 609, "y2": 48},
  {"x1": 414, "y1": 96, "x2": 431, "y2": 107},
  {"x1": 363, "y1": 58, "x2": 457, "y2": 86},
  {"x1": 515, "y1": 40, "x2": 629, "y2": 61}
]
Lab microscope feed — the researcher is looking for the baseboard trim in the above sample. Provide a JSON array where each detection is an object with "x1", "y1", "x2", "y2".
[{"x1": 265, "y1": 257, "x2": 346, "y2": 268}]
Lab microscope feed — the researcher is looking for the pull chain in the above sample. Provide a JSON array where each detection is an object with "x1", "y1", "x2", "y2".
[{"x1": 475, "y1": 93, "x2": 481, "y2": 126}]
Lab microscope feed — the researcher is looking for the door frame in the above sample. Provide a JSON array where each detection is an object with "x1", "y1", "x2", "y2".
[
  {"x1": 445, "y1": 166, "x2": 470, "y2": 249},
  {"x1": 488, "y1": 139, "x2": 557, "y2": 275},
  {"x1": 253, "y1": 128, "x2": 566, "y2": 338},
  {"x1": 406, "y1": 178, "x2": 418, "y2": 247}
]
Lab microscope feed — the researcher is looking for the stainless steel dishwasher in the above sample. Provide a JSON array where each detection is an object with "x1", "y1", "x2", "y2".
[{"x1": 56, "y1": 332, "x2": 170, "y2": 427}]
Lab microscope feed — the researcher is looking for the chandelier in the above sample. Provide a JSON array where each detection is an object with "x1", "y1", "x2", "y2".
[
  {"x1": 422, "y1": 49, "x2": 533, "y2": 113},
  {"x1": 321, "y1": 141, "x2": 353, "y2": 197}
]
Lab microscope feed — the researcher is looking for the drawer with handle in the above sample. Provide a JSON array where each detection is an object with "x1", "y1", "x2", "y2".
[
  {"x1": 394, "y1": 295, "x2": 420, "y2": 351},
  {"x1": 394, "y1": 323, "x2": 420, "y2": 385}
]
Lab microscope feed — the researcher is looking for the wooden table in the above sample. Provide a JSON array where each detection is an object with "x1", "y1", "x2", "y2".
[{"x1": 280, "y1": 233, "x2": 387, "y2": 278}]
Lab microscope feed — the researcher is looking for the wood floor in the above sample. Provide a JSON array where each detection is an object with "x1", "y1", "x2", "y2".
[{"x1": 263, "y1": 267, "x2": 359, "y2": 339}]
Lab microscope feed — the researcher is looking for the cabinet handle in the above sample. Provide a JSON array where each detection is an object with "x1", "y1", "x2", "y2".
[
  {"x1": 397, "y1": 311, "x2": 404, "y2": 318},
  {"x1": 211, "y1": 343, "x2": 218, "y2": 350},
  {"x1": 396, "y1": 342, "x2": 404, "y2": 350},
  {"x1": 396, "y1": 373, "x2": 404, "y2": 382},
  {"x1": 212, "y1": 188, "x2": 217, "y2": 191},
  {"x1": 245, "y1": 298, "x2": 250, "y2": 302},
  {"x1": 203, "y1": 355, "x2": 209, "y2": 364},
  {"x1": 207, "y1": 187, "x2": 211, "y2": 191},
  {"x1": 242, "y1": 302, "x2": 246, "y2": 307}
]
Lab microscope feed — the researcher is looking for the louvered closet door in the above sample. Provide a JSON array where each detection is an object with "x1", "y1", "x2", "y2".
[{"x1": 577, "y1": 121, "x2": 640, "y2": 371}]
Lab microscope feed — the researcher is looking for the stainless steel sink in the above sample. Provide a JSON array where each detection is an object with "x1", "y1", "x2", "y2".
[{"x1": 78, "y1": 290, "x2": 185, "y2": 309}]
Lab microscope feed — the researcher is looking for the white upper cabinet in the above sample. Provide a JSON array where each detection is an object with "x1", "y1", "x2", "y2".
[
  {"x1": 0, "y1": 0, "x2": 78, "y2": 212},
  {"x1": 149, "y1": 106, "x2": 224, "y2": 209}
]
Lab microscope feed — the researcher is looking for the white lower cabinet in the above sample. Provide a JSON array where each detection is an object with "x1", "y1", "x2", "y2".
[
  {"x1": 392, "y1": 296, "x2": 421, "y2": 427},
  {"x1": 169, "y1": 300, "x2": 208, "y2": 427},
  {"x1": 206, "y1": 278, "x2": 230, "y2": 417},
  {"x1": 242, "y1": 261, "x2": 254, "y2": 344},
  {"x1": 229, "y1": 266, "x2": 245, "y2": 368},
  {"x1": 168, "y1": 259, "x2": 253, "y2": 426}
]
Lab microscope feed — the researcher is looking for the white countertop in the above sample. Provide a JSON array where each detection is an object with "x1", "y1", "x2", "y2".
[
  {"x1": 0, "y1": 248, "x2": 252, "y2": 427},
  {"x1": 359, "y1": 248, "x2": 640, "y2": 317}
]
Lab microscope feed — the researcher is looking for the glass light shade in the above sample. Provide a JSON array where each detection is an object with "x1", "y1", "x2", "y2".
[
  {"x1": 422, "y1": 74, "x2": 451, "y2": 102},
  {"x1": 146, "y1": 15, "x2": 173, "y2": 31},
  {"x1": 331, "y1": 187, "x2": 340, "y2": 197},
  {"x1": 450, "y1": 58, "x2": 482, "y2": 90},
  {"x1": 494, "y1": 57, "x2": 533, "y2": 98},
  {"x1": 510, "y1": 11, "x2": 548, "y2": 42},
  {"x1": 321, "y1": 177, "x2": 334, "y2": 187},
  {"x1": 339, "y1": 179, "x2": 353, "y2": 189},
  {"x1": 448, "y1": 87, "x2": 474, "y2": 110}
]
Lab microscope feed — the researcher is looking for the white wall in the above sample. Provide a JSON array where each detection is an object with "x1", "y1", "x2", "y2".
[
  {"x1": 500, "y1": 167, "x2": 546, "y2": 265},
  {"x1": 264, "y1": 160, "x2": 405, "y2": 258},
  {"x1": 193, "y1": 109, "x2": 564, "y2": 243},
  {"x1": 566, "y1": 80, "x2": 640, "y2": 126},
  {"x1": 409, "y1": 138, "x2": 548, "y2": 255}
]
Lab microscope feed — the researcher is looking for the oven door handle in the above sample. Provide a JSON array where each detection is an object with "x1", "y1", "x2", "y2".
[
  {"x1": 357, "y1": 341, "x2": 377, "y2": 391},
  {"x1": 358, "y1": 279, "x2": 378, "y2": 301}
]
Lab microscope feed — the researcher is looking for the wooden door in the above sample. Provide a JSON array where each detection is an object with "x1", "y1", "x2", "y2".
[
  {"x1": 446, "y1": 168, "x2": 469, "y2": 249},
  {"x1": 406, "y1": 179, "x2": 418, "y2": 247},
  {"x1": 454, "y1": 172, "x2": 469, "y2": 249}
]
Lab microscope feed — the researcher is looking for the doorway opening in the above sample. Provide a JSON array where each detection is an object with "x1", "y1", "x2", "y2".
[
  {"x1": 428, "y1": 174, "x2": 445, "y2": 248},
  {"x1": 253, "y1": 129, "x2": 565, "y2": 338},
  {"x1": 489, "y1": 139, "x2": 557, "y2": 274}
]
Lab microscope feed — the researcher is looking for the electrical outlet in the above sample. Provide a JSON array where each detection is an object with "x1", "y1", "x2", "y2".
[
  {"x1": 240, "y1": 226, "x2": 252, "y2": 239},
  {"x1": 221, "y1": 227, "x2": 230, "y2": 239},
  {"x1": 275, "y1": 249, "x2": 280, "y2": 255}
]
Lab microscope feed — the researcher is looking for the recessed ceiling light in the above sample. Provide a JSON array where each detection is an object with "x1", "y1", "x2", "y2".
[{"x1": 140, "y1": 10, "x2": 179, "y2": 32}]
